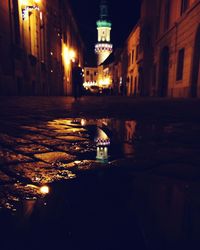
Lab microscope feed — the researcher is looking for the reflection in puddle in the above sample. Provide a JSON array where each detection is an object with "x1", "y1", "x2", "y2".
[
  {"x1": 79, "y1": 118, "x2": 137, "y2": 160},
  {"x1": 1, "y1": 117, "x2": 200, "y2": 249},
  {"x1": 95, "y1": 127, "x2": 110, "y2": 161}
]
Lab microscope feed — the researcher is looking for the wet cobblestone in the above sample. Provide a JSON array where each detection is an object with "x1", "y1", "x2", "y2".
[{"x1": 1, "y1": 96, "x2": 200, "y2": 216}]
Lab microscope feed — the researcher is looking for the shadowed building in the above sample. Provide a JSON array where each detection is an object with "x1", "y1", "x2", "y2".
[
  {"x1": 0, "y1": 0, "x2": 84, "y2": 96},
  {"x1": 140, "y1": 0, "x2": 200, "y2": 97},
  {"x1": 104, "y1": 0, "x2": 200, "y2": 98}
]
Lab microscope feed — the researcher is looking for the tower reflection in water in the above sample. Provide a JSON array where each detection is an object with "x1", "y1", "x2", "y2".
[{"x1": 95, "y1": 127, "x2": 110, "y2": 162}]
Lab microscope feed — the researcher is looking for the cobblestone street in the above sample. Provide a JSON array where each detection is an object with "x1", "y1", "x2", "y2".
[{"x1": 1, "y1": 96, "x2": 200, "y2": 250}]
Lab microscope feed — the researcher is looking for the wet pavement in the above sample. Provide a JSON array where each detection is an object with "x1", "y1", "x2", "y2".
[{"x1": 1, "y1": 96, "x2": 200, "y2": 250}]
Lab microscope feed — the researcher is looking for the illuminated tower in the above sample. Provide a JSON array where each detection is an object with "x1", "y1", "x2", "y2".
[{"x1": 95, "y1": 0, "x2": 113, "y2": 65}]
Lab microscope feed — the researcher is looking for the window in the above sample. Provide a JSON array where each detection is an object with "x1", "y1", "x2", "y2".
[
  {"x1": 176, "y1": 48, "x2": 185, "y2": 81},
  {"x1": 164, "y1": 0, "x2": 170, "y2": 31},
  {"x1": 13, "y1": 0, "x2": 20, "y2": 44},
  {"x1": 136, "y1": 45, "x2": 139, "y2": 60},
  {"x1": 152, "y1": 64, "x2": 157, "y2": 86},
  {"x1": 86, "y1": 71, "x2": 89, "y2": 75},
  {"x1": 132, "y1": 49, "x2": 134, "y2": 64},
  {"x1": 128, "y1": 53, "x2": 131, "y2": 66},
  {"x1": 181, "y1": 0, "x2": 188, "y2": 15}
]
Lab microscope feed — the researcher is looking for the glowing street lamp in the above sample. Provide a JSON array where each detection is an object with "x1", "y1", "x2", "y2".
[
  {"x1": 63, "y1": 45, "x2": 76, "y2": 66},
  {"x1": 40, "y1": 185, "x2": 50, "y2": 195}
]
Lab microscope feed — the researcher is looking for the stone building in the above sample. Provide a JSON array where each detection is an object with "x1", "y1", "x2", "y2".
[
  {"x1": 126, "y1": 23, "x2": 140, "y2": 96},
  {"x1": 0, "y1": 0, "x2": 84, "y2": 96},
  {"x1": 140, "y1": 0, "x2": 200, "y2": 97},
  {"x1": 105, "y1": 0, "x2": 200, "y2": 98}
]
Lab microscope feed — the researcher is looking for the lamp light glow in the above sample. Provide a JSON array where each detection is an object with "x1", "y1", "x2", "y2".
[{"x1": 40, "y1": 185, "x2": 50, "y2": 195}]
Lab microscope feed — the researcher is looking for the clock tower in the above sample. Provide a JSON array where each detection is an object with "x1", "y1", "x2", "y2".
[{"x1": 95, "y1": 0, "x2": 113, "y2": 65}]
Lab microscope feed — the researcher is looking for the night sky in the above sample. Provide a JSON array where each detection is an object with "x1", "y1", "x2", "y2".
[{"x1": 69, "y1": 0, "x2": 141, "y2": 65}]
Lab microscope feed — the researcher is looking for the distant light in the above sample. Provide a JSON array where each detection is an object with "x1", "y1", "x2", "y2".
[
  {"x1": 95, "y1": 138, "x2": 110, "y2": 146},
  {"x1": 21, "y1": 0, "x2": 29, "y2": 5},
  {"x1": 40, "y1": 185, "x2": 50, "y2": 195},
  {"x1": 62, "y1": 45, "x2": 76, "y2": 66},
  {"x1": 40, "y1": 11, "x2": 43, "y2": 21},
  {"x1": 69, "y1": 50, "x2": 76, "y2": 60},
  {"x1": 74, "y1": 160, "x2": 81, "y2": 164},
  {"x1": 81, "y1": 119, "x2": 86, "y2": 126},
  {"x1": 22, "y1": 5, "x2": 40, "y2": 20},
  {"x1": 50, "y1": 51, "x2": 53, "y2": 56},
  {"x1": 83, "y1": 81, "x2": 98, "y2": 88}
]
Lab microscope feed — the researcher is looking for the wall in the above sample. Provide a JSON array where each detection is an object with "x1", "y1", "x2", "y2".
[{"x1": 0, "y1": 0, "x2": 84, "y2": 96}]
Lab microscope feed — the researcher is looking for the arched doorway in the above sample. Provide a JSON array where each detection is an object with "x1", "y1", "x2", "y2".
[
  {"x1": 191, "y1": 25, "x2": 200, "y2": 97},
  {"x1": 158, "y1": 47, "x2": 169, "y2": 97}
]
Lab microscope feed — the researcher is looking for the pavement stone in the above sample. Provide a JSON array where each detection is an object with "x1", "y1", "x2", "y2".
[
  {"x1": 34, "y1": 151, "x2": 77, "y2": 164},
  {"x1": 14, "y1": 144, "x2": 51, "y2": 154},
  {"x1": 56, "y1": 135, "x2": 89, "y2": 141},
  {"x1": 1, "y1": 96, "x2": 200, "y2": 213},
  {"x1": 7, "y1": 161, "x2": 75, "y2": 185},
  {"x1": 0, "y1": 148, "x2": 33, "y2": 165}
]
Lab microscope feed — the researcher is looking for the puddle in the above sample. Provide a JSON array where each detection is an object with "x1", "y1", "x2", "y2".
[{"x1": 1, "y1": 117, "x2": 200, "y2": 249}]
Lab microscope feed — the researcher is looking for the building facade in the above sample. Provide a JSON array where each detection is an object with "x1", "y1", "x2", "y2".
[
  {"x1": 126, "y1": 24, "x2": 141, "y2": 96},
  {"x1": 0, "y1": 0, "x2": 84, "y2": 96},
  {"x1": 140, "y1": 0, "x2": 200, "y2": 97},
  {"x1": 101, "y1": 0, "x2": 200, "y2": 98}
]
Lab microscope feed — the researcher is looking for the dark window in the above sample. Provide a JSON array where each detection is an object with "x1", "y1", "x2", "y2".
[
  {"x1": 132, "y1": 49, "x2": 134, "y2": 64},
  {"x1": 176, "y1": 48, "x2": 185, "y2": 81},
  {"x1": 86, "y1": 71, "x2": 89, "y2": 75},
  {"x1": 181, "y1": 0, "x2": 189, "y2": 15},
  {"x1": 152, "y1": 64, "x2": 157, "y2": 86},
  {"x1": 136, "y1": 45, "x2": 139, "y2": 60},
  {"x1": 94, "y1": 71, "x2": 97, "y2": 76},
  {"x1": 164, "y1": 0, "x2": 170, "y2": 31},
  {"x1": 12, "y1": 0, "x2": 20, "y2": 44},
  {"x1": 156, "y1": 2, "x2": 162, "y2": 38},
  {"x1": 128, "y1": 53, "x2": 131, "y2": 66}
]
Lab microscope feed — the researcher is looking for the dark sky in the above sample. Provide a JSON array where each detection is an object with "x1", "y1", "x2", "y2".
[{"x1": 69, "y1": 0, "x2": 141, "y2": 65}]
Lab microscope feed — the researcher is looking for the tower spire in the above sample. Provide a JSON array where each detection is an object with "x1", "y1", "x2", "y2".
[
  {"x1": 95, "y1": 0, "x2": 113, "y2": 65},
  {"x1": 100, "y1": 0, "x2": 108, "y2": 20}
]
